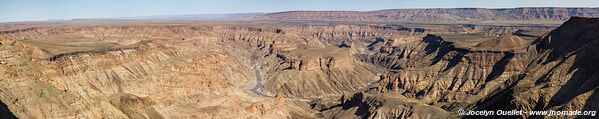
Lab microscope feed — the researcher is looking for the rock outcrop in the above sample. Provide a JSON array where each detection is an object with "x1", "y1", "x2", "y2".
[
  {"x1": 317, "y1": 92, "x2": 451, "y2": 119},
  {"x1": 259, "y1": 46, "x2": 382, "y2": 98}
]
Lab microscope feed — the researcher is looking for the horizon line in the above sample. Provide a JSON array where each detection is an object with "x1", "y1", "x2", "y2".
[{"x1": 3, "y1": 6, "x2": 599, "y2": 23}]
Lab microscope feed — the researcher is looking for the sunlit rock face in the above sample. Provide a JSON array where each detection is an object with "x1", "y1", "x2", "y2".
[
  {"x1": 0, "y1": 23, "x2": 421, "y2": 118},
  {"x1": 473, "y1": 17, "x2": 599, "y2": 118},
  {"x1": 328, "y1": 17, "x2": 599, "y2": 119},
  {"x1": 0, "y1": 25, "x2": 290, "y2": 119}
]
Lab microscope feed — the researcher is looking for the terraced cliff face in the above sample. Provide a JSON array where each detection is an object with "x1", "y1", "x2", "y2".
[
  {"x1": 0, "y1": 23, "x2": 437, "y2": 118},
  {"x1": 259, "y1": 8, "x2": 599, "y2": 23},
  {"x1": 314, "y1": 33, "x2": 536, "y2": 118},
  {"x1": 365, "y1": 34, "x2": 533, "y2": 105},
  {"x1": 259, "y1": 46, "x2": 382, "y2": 98}
]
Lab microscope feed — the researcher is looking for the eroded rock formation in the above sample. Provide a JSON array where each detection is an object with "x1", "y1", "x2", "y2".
[
  {"x1": 316, "y1": 17, "x2": 599, "y2": 119},
  {"x1": 474, "y1": 17, "x2": 599, "y2": 118}
]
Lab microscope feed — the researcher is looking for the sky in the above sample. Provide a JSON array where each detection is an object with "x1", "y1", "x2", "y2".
[{"x1": 1, "y1": 0, "x2": 599, "y2": 22}]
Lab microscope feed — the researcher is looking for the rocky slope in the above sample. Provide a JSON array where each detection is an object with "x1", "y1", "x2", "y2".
[
  {"x1": 474, "y1": 17, "x2": 599, "y2": 118},
  {"x1": 0, "y1": 25, "x2": 304, "y2": 118}
]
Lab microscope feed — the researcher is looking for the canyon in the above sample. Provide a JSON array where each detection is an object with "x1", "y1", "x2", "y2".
[{"x1": 0, "y1": 7, "x2": 598, "y2": 119}]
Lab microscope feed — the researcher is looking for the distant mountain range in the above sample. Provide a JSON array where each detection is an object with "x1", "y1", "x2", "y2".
[
  {"x1": 116, "y1": 7, "x2": 599, "y2": 23},
  {"x1": 119, "y1": 13, "x2": 264, "y2": 20}
]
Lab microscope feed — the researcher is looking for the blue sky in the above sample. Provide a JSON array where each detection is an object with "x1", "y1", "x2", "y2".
[{"x1": 1, "y1": 0, "x2": 598, "y2": 22}]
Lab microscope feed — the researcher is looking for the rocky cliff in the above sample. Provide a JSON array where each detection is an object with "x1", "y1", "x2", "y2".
[
  {"x1": 0, "y1": 22, "x2": 430, "y2": 118},
  {"x1": 259, "y1": 8, "x2": 599, "y2": 23},
  {"x1": 474, "y1": 17, "x2": 599, "y2": 118},
  {"x1": 314, "y1": 17, "x2": 599, "y2": 119},
  {"x1": 0, "y1": 25, "x2": 302, "y2": 118},
  {"x1": 315, "y1": 32, "x2": 536, "y2": 118}
]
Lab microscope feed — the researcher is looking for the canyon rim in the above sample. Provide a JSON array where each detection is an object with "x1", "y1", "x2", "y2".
[{"x1": 1, "y1": 1, "x2": 599, "y2": 119}]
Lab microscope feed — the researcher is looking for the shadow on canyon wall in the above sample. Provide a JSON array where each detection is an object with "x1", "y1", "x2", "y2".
[{"x1": 0, "y1": 99, "x2": 18, "y2": 119}]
